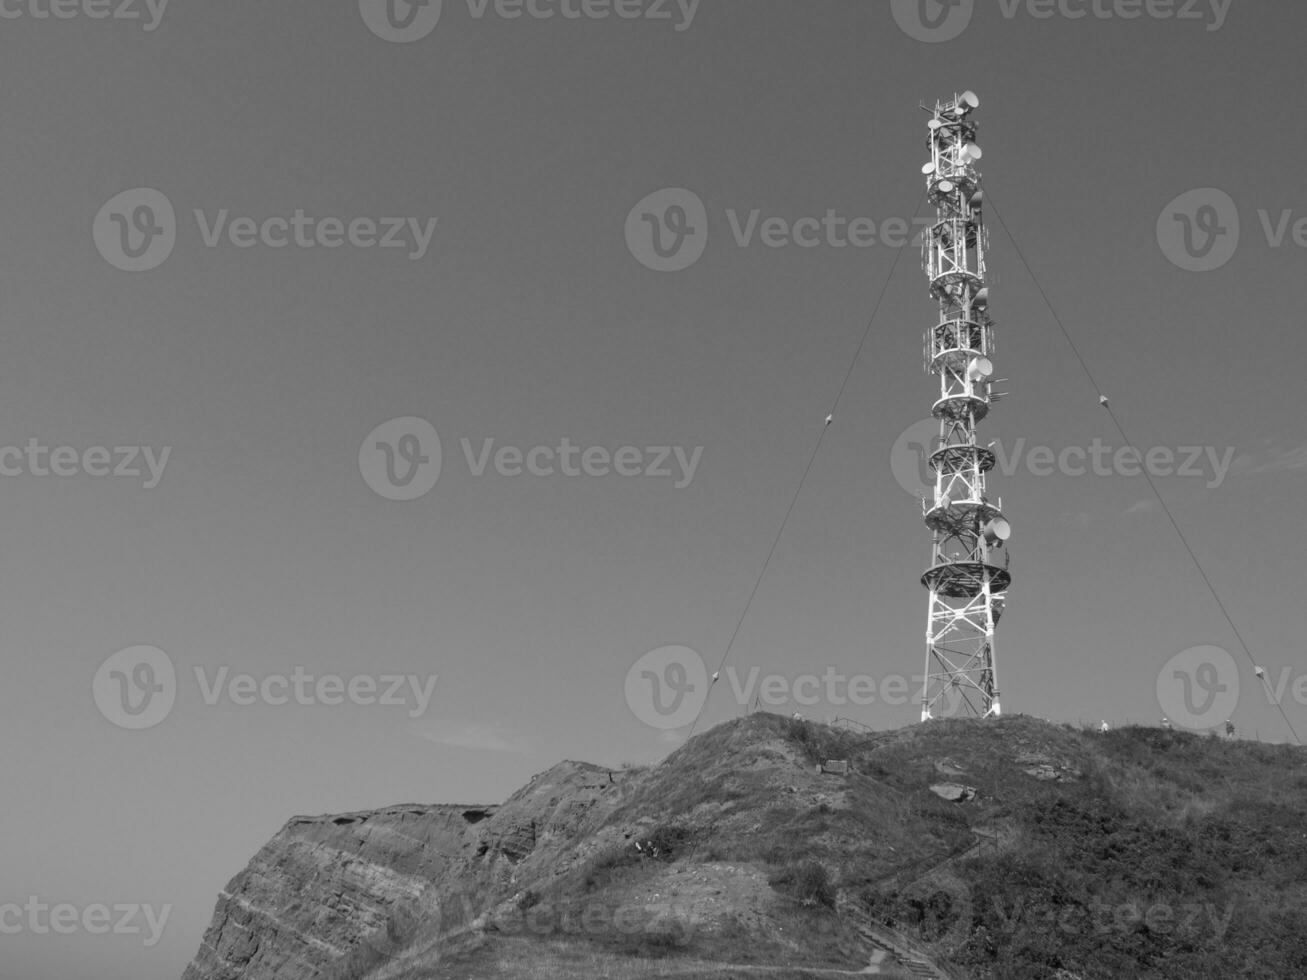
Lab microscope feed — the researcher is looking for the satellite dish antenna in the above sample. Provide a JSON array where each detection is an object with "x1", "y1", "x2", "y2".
[
  {"x1": 959, "y1": 91, "x2": 980, "y2": 110},
  {"x1": 937, "y1": 180, "x2": 954, "y2": 194},
  {"x1": 922, "y1": 161, "x2": 936, "y2": 175},
  {"x1": 967, "y1": 356, "x2": 994, "y2": 381},
  {"x1": 983, "y1": 517, "x2": 1011, "y2": 545},
  {"x1": 973, "y1": 287, "x2": 989, "y2": 308},
  {"x1": 928, "y1": 118, "x2": 943, "y2": 131},
  {"x1": 969, "y1": 189, "x2": 984, "y2": 209},
  {"x1": 964, "y1": 142, "x2": 983, "y2": 161}
]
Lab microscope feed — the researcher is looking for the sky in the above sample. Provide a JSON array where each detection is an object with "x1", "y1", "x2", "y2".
[{"x1": 2, "y1": 1, "x2": 1305, "y2": 978}]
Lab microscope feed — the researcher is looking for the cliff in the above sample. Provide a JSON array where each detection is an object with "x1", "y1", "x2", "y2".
[
  {"x1": 181, "y1": 758, "x2": 632, "y2": 980},
  {"x1": 180, "y1": 713, "x2": 1307, "y2": 980}
]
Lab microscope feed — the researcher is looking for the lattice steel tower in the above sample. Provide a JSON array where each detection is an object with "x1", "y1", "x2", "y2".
[{"x1": 918, "y1": 91, "x2": 1012, "y2": 721}]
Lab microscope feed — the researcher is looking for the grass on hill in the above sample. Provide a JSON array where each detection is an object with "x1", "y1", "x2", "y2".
[{"x1": 327, "y1": 712, "x2": 1307, "y2": 980}]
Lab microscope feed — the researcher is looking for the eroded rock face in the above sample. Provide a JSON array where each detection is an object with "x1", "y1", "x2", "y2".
[
  {"x1": 180, "y1": 762, "x2": 639, "y2": 980},
  {"x1": 180, "y1": 804, "x2": 492, "y2": 980}
]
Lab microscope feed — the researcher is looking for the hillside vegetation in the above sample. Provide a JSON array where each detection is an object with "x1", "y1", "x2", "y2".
[{"x1": 219, "y1": 713, "x2": 1307, "y2": 980}]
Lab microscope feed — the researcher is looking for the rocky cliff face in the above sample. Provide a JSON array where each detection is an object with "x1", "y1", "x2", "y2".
[
  {"x1": 179, "y1": 804, "x2": 491, "y2": 980},
  {"x1": 183, "y1": 715, "x2": 1307, "y2": 980},
  {"x1": 180, "y1": 761, "x2": 636, "y2": 980}
]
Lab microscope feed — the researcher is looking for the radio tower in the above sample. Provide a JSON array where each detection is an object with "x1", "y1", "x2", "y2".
[{"x1": 918, "y1": 91, "x2": 1012, "y2": 721}]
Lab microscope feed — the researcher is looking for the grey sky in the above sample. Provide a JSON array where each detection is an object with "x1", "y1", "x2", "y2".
[{"x1": 2, "y1": 2, "x2": 1304, "y2": 978}]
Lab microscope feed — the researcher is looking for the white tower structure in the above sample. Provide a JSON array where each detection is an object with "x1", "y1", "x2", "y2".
[{"x1": 918, "y1": 91, "x2": 1012, "y2": 721}]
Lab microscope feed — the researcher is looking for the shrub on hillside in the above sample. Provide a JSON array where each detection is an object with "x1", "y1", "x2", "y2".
[
  {"x1": 516, "y1": 889, "x2": 540, "y2": 911},
  {"x1": 781, "y1": 717, "x2": 858, "y2": 765},
  {"x1": 641, "y1": 823, "x2": 694, "y2": 859},
  {"x1": 582, "y1": 824, "x2": 696, "y2": 892},
  {"x1": 769, "y1": 860, "x2": 836, "y2": 909}
]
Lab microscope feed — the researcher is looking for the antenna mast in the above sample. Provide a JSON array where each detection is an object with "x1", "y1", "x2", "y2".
[{"x1": 918, "y1": 91, "x2": 1012, "y2": 721}]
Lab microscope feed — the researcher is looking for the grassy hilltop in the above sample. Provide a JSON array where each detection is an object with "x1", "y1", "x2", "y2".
[{"x1": 188, "y1": 712, "x2": 1307, "y2": 980}]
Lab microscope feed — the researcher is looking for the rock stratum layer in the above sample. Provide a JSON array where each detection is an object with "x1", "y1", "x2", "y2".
[
  {"x1": 181, "y1": 760, "x2": 632, "y2": 980},
  {"x1": 180, "y1": 804, "x2": 487, "y2": 980},
  {"x1": 181, "y1": 714, "x2": 1307, "y2": 980}
]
